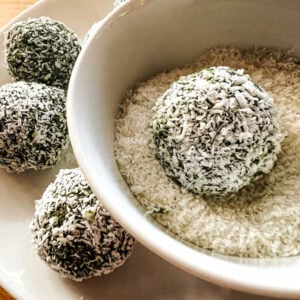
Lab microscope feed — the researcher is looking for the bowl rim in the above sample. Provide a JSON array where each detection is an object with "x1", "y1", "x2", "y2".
[{"x1": 67, "y1": 0, "x2": 300, "y2": 298}]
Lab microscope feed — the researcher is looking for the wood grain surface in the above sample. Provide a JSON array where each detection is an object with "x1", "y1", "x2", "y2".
[
  {"x1": 0, "y1": 1, "x2": 36, "y2": 299},
  {"x1": 0, "y1": 288, "x2": 14, "y2": 300},
  {"x1": 0, "y1": 0, "x2": 35, "y2": 27}
]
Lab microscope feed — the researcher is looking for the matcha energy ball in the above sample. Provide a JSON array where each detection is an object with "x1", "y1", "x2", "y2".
[
  {"x1": 0, "y1": 81, "x2": 67, "y2": 172},
  {"x1": 30, "y1": 168, "x2": 135, "y2": 281},
  {"x1": 4, "y1": 17, "x2": 81, "y2": 89},
  {"x1": 151, "y1": 66, "x2": 284, "y2": 195}
]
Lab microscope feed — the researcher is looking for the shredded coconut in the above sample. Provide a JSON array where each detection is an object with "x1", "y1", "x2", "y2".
[
  {"x1": 0, "y1": 81, "x2": 67, "y2": 173},
  {"x1": 4, "y1": 17, "x2": 81, "y2": 89},
  {"x1": 30, "y1": 168, "x2": 135, "y2": 281},
  {"x1": 114, "y1": 47, "x2": 300, "y2": 258},
  {"x1": 151, "y1": 66, "x2": 284, "y2": 195}
]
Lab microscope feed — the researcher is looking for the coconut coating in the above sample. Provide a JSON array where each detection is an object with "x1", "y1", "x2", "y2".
[
  {"x1": 0, "y1": 81, "x2": 67, "y2": 172},
  {"x1": 4, "y1": 17, "x2": 81, "y2": 89},
  {"x1": 30, "y1": 168, "x2": 135, "y2": 281},
  {"x1": 151, "y1": 66, "x2": 284, "y2": 195}
]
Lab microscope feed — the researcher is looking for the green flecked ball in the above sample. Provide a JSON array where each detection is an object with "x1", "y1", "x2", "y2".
[
  {"x1": 30, "y1": 168, "x2": 135, "y2": 281},
  {"x1": 151, "y1": 66, "x2": 284, "y2": 195},
  {"x1": 0, "y1": 81, "x2": 67, "y2": 172},
  {"x1": 4, "y1": 17, "x2": 81, "y2": 89}
]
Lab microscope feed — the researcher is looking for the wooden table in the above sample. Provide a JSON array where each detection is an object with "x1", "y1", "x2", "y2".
[
  {"x1": 0, "y1": 2, "x2": 36, "y2": 300},
  {"x1": 0, "y1": 0, "x2": 35, "y2": 27}
]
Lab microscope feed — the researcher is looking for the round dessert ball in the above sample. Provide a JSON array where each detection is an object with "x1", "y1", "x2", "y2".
[
  {"x1": 151, "y1": 66, "x2": 284, "y2": 195},
  {"x1": 30, "y1": 168, "x2": 135, "y2": 281},
  {"x1": 4, "y1": 17, "x2": 81, "y2": 89},
  {"x1": 0, "y1": 81, "x2": 67, "y2": 172}
]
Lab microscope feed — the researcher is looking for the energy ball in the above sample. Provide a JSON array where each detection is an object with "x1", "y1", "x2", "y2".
[
  {"x1": 0, "y1": 81, "x2": 67, "y2": 172},
  {"x1": 151, "y1": 66, "x2": 284, "y2": 195},
  {"x1": 30, "y1": 168, "x2": 135, "y2": 281},
  {"x1": 4, "y1": 17, "x2": 81, "y2": 89}
]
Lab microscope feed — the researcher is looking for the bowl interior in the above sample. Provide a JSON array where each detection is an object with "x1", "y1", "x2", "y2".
[{"x1": 68, "y1": 0, "x2": 300, "y2": 297}]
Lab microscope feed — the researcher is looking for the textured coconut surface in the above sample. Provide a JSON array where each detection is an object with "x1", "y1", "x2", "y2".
[
  {"x1": 114, "y1": 47, "x2": 300, "y2": 258},
  {"x1": 151, "y1": 66, "x2": 283, "y2": 195},
  {"x1": 4, "y1": 16, "x2": 81, "y2": 89},
  {"x1": 0, "y1": 81, "x2": 68, "y2": 173},
  {"x1": 30, "y1": 168, "x2": 135, "y2": 281}
]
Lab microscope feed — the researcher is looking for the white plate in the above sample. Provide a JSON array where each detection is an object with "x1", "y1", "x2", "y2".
[{"x1": 0, "y1": 1, "x2": 293, "y2": 299}]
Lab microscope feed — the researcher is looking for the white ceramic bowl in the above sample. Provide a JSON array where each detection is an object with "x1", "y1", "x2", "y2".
[{"x1": 68, "y1": 0, "x2": 300, "y2": 298}]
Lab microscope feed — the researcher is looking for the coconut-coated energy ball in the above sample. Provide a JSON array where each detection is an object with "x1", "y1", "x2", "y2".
[
  {"x1": 0, "y1": 81, "x2": 67, "y2": 172},
  {"x1": 4, "y1": 17, "x2": 81, "y2": 89},
  {"x1": 30, "y1": 168, "x2": 135, "y2": 281},
  {"x1": 151, "y1": 66, "x2": 284, "y2": 195}
]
